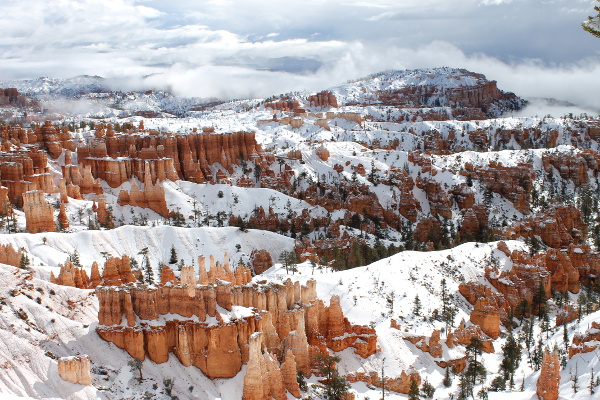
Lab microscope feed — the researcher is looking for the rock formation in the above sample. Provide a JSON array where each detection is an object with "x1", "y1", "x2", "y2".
[
  {"x1": 346, "y1": 370, "x2": 421, "y2": 395},
  {"x1": 0, "y1": 243, "x2": 22, "y2": 267},
  {"x1": 469, "y1": 298, "x2": 501, "y2": 339},
  {"x1": 57, "y1": 355, "x2": 92, "y2": 385},
  {"x1": 307, "y1": 91, "x2": 338, "y2": 108},
  {"x1": 94, "y1": 260, "x2": 377, "y2": 394},
  {"x1": 536, "y1": 350, "x2": 560, "y2": 400},
  {"x1": 23, "y1": 190, "x2": 56, "y2": 233},
  {"x1": 250, "y1": 249, "x2": 273, "y2": 275},
  {"x1": 117, "y1": 163, "x2": 171, "y2": 217},
  {"x1": 570, "y1": 322, "x2": 600, "y2": 358}
]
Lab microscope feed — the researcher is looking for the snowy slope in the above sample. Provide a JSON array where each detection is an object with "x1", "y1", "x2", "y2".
[{"x1": 0, "y1": 226, "x2": 294, "y2": 281}]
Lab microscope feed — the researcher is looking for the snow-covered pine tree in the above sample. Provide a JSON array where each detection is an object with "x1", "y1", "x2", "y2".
[{"x1": 583, "y1": 0, "x2": 600, "y2": 38}]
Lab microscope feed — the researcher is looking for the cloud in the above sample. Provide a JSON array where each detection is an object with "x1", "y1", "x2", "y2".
[{"x1": 0, "y1": 0, "x2": 598, "y2": 114}]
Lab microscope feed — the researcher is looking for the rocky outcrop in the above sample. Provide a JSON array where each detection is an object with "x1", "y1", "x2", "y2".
[
  {"x1": 51, "y1": 255, "x2": 138, "y2": 289},
  {"x1": 242, "y1": 333, "x2": 287, "y2": 400},
  {"x1": 415, "y1": 177, "x2": 452, "y2": 219},
  {"x1": 346, "y1": 370, "x2": 421, "y2": 395},
  {"x1": 96, "y1": 272, "x2": 376, "y2": 387},
  {"x1": 569, "y1": 322, "x2": 600, "y2": 358},
  {"x1": 0, "y1": 185, "x2": 11, "y2": 215},
  {"x1": 536, "y1": 350, "x2": 560, "y2": 400},
  {"x1": 250, "y1": 249, "x2": 273, "y2": 275},
  {"x1": 463, "y1": 161, "x2": 533, "y2": 214},
  {"x1": 506, "y1": 205, "x2": 587, "y2": 248},
  {"x1": 307, "y1": 91, "x2": 338, "y2": 109},
  {"x1": 404, "y1": 330, "x2": 442, "y2": 358},
  {"x1": 57, "y1": 355, "x2": 92, "y2": 385},
  {"x1": 0, "y1": 243, "x2": 22, "y2": 267},
  {"x1": 51, "y1": 259, "x2": 90, "y2": 288},
  {"x1": 446, "y1": 323, "x2": 495, "y2": 353},
  {"x1": 117, "y1": 163, "x2": 170, "y2": 218},
  {"x1": 23, "y1": 190, "x2": 56, "y2": 233},
  {"x1": 315, "y1": 145, "x2": 330, "y2": 162},
  {"x1": 469, "y1": 298, "x2": 501, "y2": 339},
  {"x1": 58, "y1": 202, "x2": 69, "y2": 228}
]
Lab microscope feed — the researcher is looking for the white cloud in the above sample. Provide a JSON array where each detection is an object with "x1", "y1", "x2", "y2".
[{"x1": 0, "y1": 0, "x2": 598, "y2": 112}]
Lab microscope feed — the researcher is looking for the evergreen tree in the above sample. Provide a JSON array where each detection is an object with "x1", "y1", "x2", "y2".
[
  {"x1": 408, "y1": 378, "x2": 421, "y2": 400},
  {"x1": 421, "y1": 379, "x2": 435, "y2": 398},
  {"x1": 19, "y1": 252, "x2": 30, "y2": 269},
  {"x1": 532, "y1": 282, "x2": 547, "y2": 315},
  {"x1": 70, "y1": 250, "x2": 81, "y2": 267},
  {"x1": 443, "y1": 366, "x2": 452, "y2": 387},
  {"x1": 413, "y1": 294, "x2": 422, "y2": 315},
  {"x1": 169, "y1": 245, "x2": 178, "y2": 264},
  {"x1": 138, "y1": 247, "x2": 153, "y2": 285},
  {"x1": 501, "y1": 334, "x2": 522, "y2": 380},
  {"x1": 313, "y1": 354, "x2": 350, "y2": 400},
  {"x1": 583, "y1": 0, "x2": 600, "y2": 38}
]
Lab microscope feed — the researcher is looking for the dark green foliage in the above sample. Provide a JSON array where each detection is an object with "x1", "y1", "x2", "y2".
[
  {"x1": 297, "y1": 370, "x2": 308, "y2": 392},
  {"x1": 169, "y1": 245, "x2": 178, "y2": 264},
  {"x1": 408, "y1": 378, "x2": 420, "y2": 400},
  {"x1": 69, "y1": 250, "x2": 81, "y2": 267},
  {"x1": 19, "y1": 252, "x2": 30, "y2": 269},
  {"x1": 443, "y1": 366, "x2": 452, "y2": 387},
  {"x1": 582, "y1": 1, "x2": 600, "y2": 38},
  {"x1": 489, "y1": 375, "x2": 506, "y2": 391},
  {"x1": 501, "y1": 334, "x2": 522, "y2": 380},
  {"x1": 128, "y1": 358, "x2": 143, "y2": 383},
  {"x1": 314, "y1": 354, "x2": 350, "y2": 400},
  {"x1": 421, "y1": 379, "x2": 435, "y2": 398},
  {"x1": 138, "y1": 247, "x2": 153, "y2": 285},
  {"x1": 532, "y1": 282, "x2": 547, "y2": 315},
  {"x1": 413, "y1": 294, "x2": 421, "y2": 315}
]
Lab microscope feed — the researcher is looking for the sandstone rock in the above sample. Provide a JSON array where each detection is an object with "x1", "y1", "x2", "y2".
[
  {"x1": 346, "y1": 370, "x2": 421, "y2": 395},
  {"x1": 0, "y1": 243, "x2": 22, "y2": 267},
  {"x1": 58, "y1": 202, "x2": 69, "y2": 229},
  {"x1": 470, "y1": 298, "x2": 501, "y2": 339},
  {"x1": 315, "y1": 145, "x2": 330, "y2": 162},
  {"x1": 536, "y1": 349, "x2": 560, "y2": 400},
  {"x1": 57, "y1": 355, "x2": 91, "y2": 385},
  {"x1": 251, "y1": 249, "x2": 273, "y2": 275},
  {"x1": 570, "y1": 322, "x2": 600, "y2": 358},
  {"x1": 0, "y1": 185, "x2": 12, "y2": 215},
  {"x1": 281, "y1": 349, "x2": 301, "y2": 398},
  {"x1": 23, "y1": 190, "x2": 56, "y2": 233},
  {"x1": 307, "y1": 91, "x2": 338, "y2": 108}
]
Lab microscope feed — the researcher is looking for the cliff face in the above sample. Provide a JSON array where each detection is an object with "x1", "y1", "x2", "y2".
[
  {"x1": 23, "y1": 190, "x2": 56, "y2": 233},
  {"x1": 0, "y1": 243, "x2": 22, "y2": 267},
  {"x1": 536, "y1": 350, "x2": 560, "y2": 400},
  {"x1": 93, "y1": 259, "x2": 378, "y2": 396},
  {"x1": 570, "y1": 321, "x2": 600, "y2": 358},
  {"x1": 57, "y1": 355, "x2": 92, "y2": 386},
  {"x1": 78, "y1": 129, "x2": 266, "y2": 187}
]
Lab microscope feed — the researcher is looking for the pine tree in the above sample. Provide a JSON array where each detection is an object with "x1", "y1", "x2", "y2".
[
  {"x1": 501, "y1": 334, "x2": 522, "y2": 380},
  {"x1": 138, "y1": 247, "x2": 153, "y2": 285},
  {"x1": 443, "y1": 366, "x2": 452, "y2": 387},
  {"x1": 70, "y1": 250, "x2": 81, "y2": 267},
  {"x1": 313, "y1": 354, "x2": 350, "y2": 400},
  {"x1": 413, "y1": 294, "x2": 422, "y2": 315},
  {"x1": 583, "y1": 0, "x2": 600, "y2": 38},
  {"x1": 408, "y1": 378, "x2": 421, "y2": 400},
  {"x1": 169, "y1": 245, "x2": 177, "y2": 264},
  {"x1": 19, "y1": 252, "x2": 30, "y2": 269}
]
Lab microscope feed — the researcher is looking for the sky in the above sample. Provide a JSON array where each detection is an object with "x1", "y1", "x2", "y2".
[{"x1": 0, "y1": 0, "x2": 599, "y2": 112}]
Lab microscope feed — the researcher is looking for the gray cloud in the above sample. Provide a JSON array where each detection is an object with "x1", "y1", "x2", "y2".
[{"x1": 0, "y1": 0, "x2": 598, "y2": 114}]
